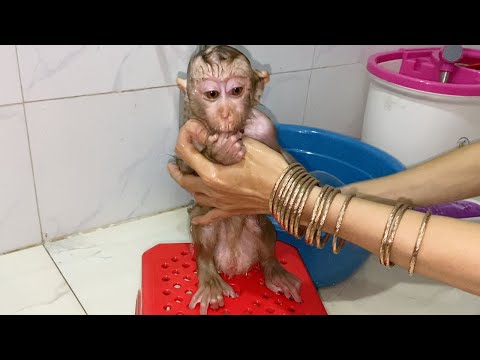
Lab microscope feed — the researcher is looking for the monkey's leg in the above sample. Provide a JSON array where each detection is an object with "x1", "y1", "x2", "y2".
[
  {"x1": 189, "y1": 225, "x2": 239, "y2": 314},
  {"x1": 188, "y1": 206, "x2": 238, "y2": 315},
  {"x1": 257, "y1": 215, "x2": 302, "y2": 303}
]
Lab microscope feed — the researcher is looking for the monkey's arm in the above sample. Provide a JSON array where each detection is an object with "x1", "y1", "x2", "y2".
[{"x1": 244, "y1": 108, "x2": 296, "y2": 164}]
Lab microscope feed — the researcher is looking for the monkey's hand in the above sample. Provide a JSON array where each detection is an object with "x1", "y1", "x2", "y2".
[
  {"x1": 189, "y1": 276, "x2": 238, "y2": 315},
  {"x1": 204, "y1": 132, "x2": 246, "y2": 166},
  {"x1": 262, "y1": 259, "x2": 302, "y2": 303}
]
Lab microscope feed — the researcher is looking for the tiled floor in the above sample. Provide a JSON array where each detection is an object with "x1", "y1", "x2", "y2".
[
  {"x1": 45, "y1": 208, "x2": 190, "y2": 315},
  {"x1": 2, "y1": 206, "x2": 480, "y2": 315},
  {"x1": 0, "y1": 246, "x2": 85, "y2": 315}
]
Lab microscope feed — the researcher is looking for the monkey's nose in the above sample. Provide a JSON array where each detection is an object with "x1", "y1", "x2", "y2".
[{"x1": 221, "y1": 110, "x2": 230, "y2": 119}]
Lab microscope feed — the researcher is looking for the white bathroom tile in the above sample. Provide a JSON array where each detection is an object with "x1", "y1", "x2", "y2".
[
  {"x1": 17, "y1": 45, "x2": 197, "y2": 101},
  {"x1": 233, "y1": 45, "x2": 315, "y2": 74},
  {"x1": 258, "y1": 70, "x2": 311, "y2": 125},
  {"x1": 45, "y1": 207, "x2": 190, "y2": 315},
  {"x1": 25, "y1": 87, "x2": 191, "y2": 241},
  {"x1": 313, "y1": 45, "x2": 365, "y2": 68},
  {"x1": 304, "y1": 63, "x2": 370, "y2": 138},
  {"x1": 0, "y1": 105, "x2": 42, "y2": 254},
  {"x1": 0, "y1": 246, "x2": 85, "y2": 314},
  {"x1": 0, "y1": 46, "x2": 22, "y2": 105},
  {"x1": 319, "y1": 256, "x2": 480, "y2": 314}
]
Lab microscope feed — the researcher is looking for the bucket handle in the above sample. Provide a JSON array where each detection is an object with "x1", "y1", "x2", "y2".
[{"x1": 370, "y1": 47, "x2": 441, "y2": 66}]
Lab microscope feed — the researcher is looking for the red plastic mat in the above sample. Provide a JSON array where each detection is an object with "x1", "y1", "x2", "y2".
[{"x1": 137, "y1": 242, "x2": 328, "y2": 315}]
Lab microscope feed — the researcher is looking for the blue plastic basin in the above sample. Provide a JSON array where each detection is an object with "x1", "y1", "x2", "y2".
[{"x1": 272, "y1": 124, "x2": 406, "y2": 288}]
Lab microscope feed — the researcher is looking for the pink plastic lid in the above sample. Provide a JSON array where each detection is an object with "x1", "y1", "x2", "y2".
[{"x1": 367, "y1": 47, "x2": 480, "y2": 96}]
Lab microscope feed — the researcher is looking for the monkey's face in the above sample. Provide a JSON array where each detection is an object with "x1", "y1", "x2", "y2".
[{"x1": 187, "y1": 58, "x2": 256, "y2": 134}]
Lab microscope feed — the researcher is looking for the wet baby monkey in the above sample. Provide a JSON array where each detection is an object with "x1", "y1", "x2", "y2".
[{"x1": 174, "y1": 45, "x2": 301, "y2": 314}]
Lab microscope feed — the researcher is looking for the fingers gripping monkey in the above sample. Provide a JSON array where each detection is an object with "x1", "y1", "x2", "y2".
[{"x1": 174, "y1": 45, "x2": 301, "y2": 315}]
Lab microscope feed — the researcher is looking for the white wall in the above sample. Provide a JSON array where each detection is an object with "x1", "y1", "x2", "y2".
[{"x1": 0, "y1": 44, "x2": 465, "y2": 253}]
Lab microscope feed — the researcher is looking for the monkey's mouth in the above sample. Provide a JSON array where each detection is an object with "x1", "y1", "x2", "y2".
[
  {"x1": 217, "y1": 128, "x2": 245, "y2": 135},
  {"x1": 199, "y1": 117, "x2": 247, "y2": 136},
  {"x1": 210, "y1": 123, "x2": 246, "y2": 136}
]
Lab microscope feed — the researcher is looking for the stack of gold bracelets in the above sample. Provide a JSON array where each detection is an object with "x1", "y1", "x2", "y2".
[{"x1": 269, "y1": 163, "x2": 433, "y2": 277}]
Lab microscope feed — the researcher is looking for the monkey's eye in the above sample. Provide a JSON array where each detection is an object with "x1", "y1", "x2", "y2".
[
  {"x1": 230, "y1": 87, "x2": 244, "y2": 96},
  {"x1": 204, "y1": 90, "x2": 219, "y2": 100}
]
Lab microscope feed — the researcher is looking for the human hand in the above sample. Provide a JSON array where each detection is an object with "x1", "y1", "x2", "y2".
[
  {"x1": 205, "y1": 132, "x2": 246, "y2": 165},
  {"x1": 167, "y1": 119, "x2": 289, "y2": 225}
]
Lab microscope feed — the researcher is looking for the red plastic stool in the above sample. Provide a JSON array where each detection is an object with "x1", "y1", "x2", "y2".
[{"x1": 136, "y1": 242, "x2": 328, "y2": 315}]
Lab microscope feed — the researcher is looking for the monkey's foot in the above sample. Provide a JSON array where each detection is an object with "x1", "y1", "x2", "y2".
[
  {"x1": 263, "y1": 261, "x2": 302, "y2": 303},
  {"x1": 189, "y1": 277, "x2": 239, "y2": 315}
]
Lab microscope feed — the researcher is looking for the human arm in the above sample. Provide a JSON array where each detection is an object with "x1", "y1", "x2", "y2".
[
  {"x1": 168, "y1": 120, "x2": 480, "y2": 296},
  {"x1": 341, "y1": 142, "x2": 480, "y2": 206},
  {"x1": 301, "y1": 186, "x2": 480, "y2": 296}
]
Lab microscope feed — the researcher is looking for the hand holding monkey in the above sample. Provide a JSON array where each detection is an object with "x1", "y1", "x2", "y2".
[
  {"x1": 168, "y1": 119, "x2": 288, "y2": 224},
  {"x1": 204, "y1": 131, "x2": 246, "y2": 165}
]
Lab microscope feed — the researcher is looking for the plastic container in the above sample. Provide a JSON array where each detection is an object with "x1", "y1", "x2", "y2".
[
  {"x1": 136, "y1": 242, "x2": 328, "y2": 315},
  {"x1": 272, "y1": 124, "x2": 405, "y2": 288},
  {"x1": 361, "y1": 46, "x2": 480, "y2": 167}
]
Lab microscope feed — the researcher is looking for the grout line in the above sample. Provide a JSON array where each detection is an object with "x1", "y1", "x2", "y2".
[
  {"x1": 270, "y1": 62, "x2": 359, "y2": 77},
  {"x1": 0, "y1": 65, "x2": 357, "y2": 110},
  {"x1": 0, "y1": 101, "x2": 23, "y2": 109},
  {"x1": 310, "y1": 62, "x2": 359, "y2": 70},
  {"x1": 42, "y1": 244, "x2": 88, "y2": 315},
  {"x1": 14, "y1": 45, "x2": 45, "y2": 243},
  {"x1": 301, "y1": 49, "x2": 316, "y2": 125},
  {"x1": 270, "y1": 68, "x2": 312, "y2": 76},
  {"x1": 309, "y1": 46, "x2": 317, "y2": 70},
  {"x1": 20, "y1": 84, "x2": 177, "y2": 105},
  {"x1": 302, "y1": 81, "x2": 311, "y2": 125}
]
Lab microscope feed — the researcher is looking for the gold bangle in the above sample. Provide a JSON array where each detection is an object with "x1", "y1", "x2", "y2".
[
  {"x1": 272, "y1": 164, "x2": 303, "y2": 219},
  {"x1": 332, "y1": 194, "x2": 355, "y2": 255},
  {"x1": 305, "y1": 185, "x2": 332, "y2": 246},
  {"x1": 273, "y1": 166, "x2": 304, "y2": 226},
  {"x1": 408, "y1": 211, "x2": 432, "y2": 276},
  {"x1": 379, "y1": 203, "x2": 405, "y2": 266},
  {"x1": 383, "y1": 203, "x2": 411, "y2": 268},
  {"x1": 286, "y1": 175, "x2": 318, "y2": 236},
  {"x1": 281, "y1": 171, "x2": 311, "y2": 232},
  {"x1": 317, "y1": 188, "x2": 341, "y2": 249},
  {"x1": 385, "y1": 204, "x2": 412, "y2": 268},
  {"x1": 278, "y1": 169, "x2": 310, "y2": 230},
  {"x1": 269, "y1": 163, "x2": 302, "y2": 214},
  {"x1": 292, "y1": 178, "x2": 319, "y2": 238},
  {"x1": 307, "y1": 185, "x2": 334, "y2": 246}
]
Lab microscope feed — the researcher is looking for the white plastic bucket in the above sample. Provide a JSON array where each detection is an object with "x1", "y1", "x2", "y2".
[{"x1": 361, "y1": 46, "x2": 480, "y2": 167}]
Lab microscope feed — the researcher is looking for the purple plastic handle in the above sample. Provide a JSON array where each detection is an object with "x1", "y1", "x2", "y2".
[{"x1": 416, "y1": 200, "x2": 480, "y2": 218}]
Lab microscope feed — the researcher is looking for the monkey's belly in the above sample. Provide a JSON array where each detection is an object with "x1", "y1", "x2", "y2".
[{"x1": 213, "y1": 215, "x2": 264, "y2": 277}]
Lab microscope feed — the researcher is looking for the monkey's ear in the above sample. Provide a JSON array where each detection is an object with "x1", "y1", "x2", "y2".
[
  {"x1": 256, "y1": 70, "x2": 270, "y2": 86},
  {"x1": 176, "y1": 77, "x2": 187, "y2": 93},
  {"x1": 253, "y1": 70, "x2": 270, "y2": 104}
]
